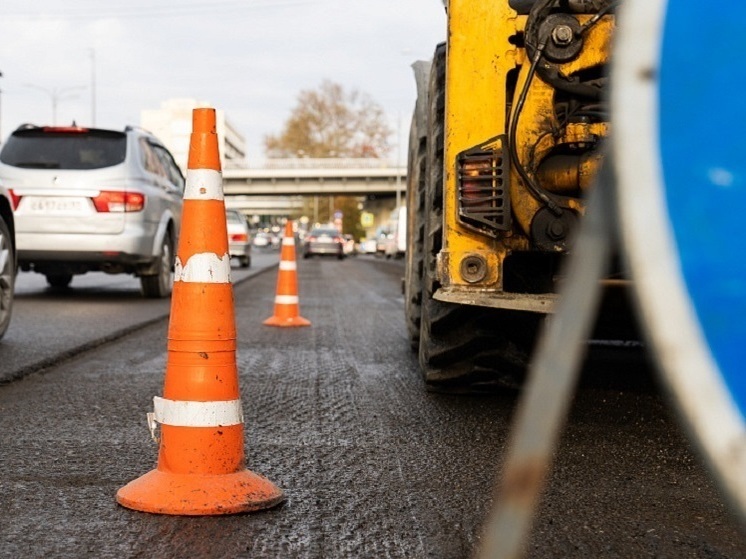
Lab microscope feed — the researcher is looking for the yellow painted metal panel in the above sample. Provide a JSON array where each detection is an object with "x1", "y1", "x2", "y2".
[
  {"x1": 441, "y1": 3, "x2": 612, "y2": 294},
  {"x1": 443, "y1": 0, "x2": 523, "y2": 289}
]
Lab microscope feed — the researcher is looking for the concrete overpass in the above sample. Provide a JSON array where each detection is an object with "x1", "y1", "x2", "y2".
[{"x1": 222, "y1": 158, "x2": 406, "y2": 217}]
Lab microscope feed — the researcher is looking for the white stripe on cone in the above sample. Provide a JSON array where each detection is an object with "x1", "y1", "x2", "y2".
[
  {"x1": 184, "y1": 169, "x2": 224, "y2": 200},
  {"x1": 275, "y1": 295, "x2": 299, "y2": 305},
  {"x1": 279, "y1": 261, "x2": 297, "y2": 271},
  {"x1": 153, "y1": 396, "x2": 244, "y2": 427},
  {"x1": 175, "y1": 252, "x2": 232, "y2": 283},
  {"x1": 282, "y1": 237, "x2": 295, "y2": 246}
]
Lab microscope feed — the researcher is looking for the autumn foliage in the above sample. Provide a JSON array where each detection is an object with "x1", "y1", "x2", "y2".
[{"x1": 264, "y1": 80, "x2": 392, "y2": 159}]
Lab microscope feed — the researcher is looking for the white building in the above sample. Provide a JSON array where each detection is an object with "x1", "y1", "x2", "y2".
[{"x1": 140, "y1": 98, "x2": 247, "y2": 172}]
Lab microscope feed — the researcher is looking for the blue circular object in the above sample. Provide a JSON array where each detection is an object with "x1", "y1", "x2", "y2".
[
  {"x1": 613, "y1": 0, "x2": 746, "y2": 517},
  {"x1": 660, "y1": 3, "x2": 746, "y2": 414}
]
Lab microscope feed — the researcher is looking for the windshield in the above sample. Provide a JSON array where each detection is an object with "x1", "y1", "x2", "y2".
[
  {"x1": 310, "y1": 228, "x2": 339, "y2": 236},
  {"x1": 0, "y1": 129, "x2": 127, "y2": 170},
  {"x1": 226, "y1": 211, "x2": 245, "y2": 224}
]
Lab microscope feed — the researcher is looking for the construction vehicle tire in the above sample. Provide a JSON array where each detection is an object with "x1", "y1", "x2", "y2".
[
  {"x1": 417, "y1": 43, "x2": 541, "y2": 390},
  {"x1": 404, "y1": 110, "x2": 426, "y2": 350}
]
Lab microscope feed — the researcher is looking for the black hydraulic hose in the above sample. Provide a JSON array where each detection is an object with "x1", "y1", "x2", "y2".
[
  {"x1": 512, "y1": 0, "x2": 614, "y2": 14},
  {"x1": 509, "y1": 38, "x2": 564, "y2": 216},
  {"x1": 525, "y1": 0, "x2": 615, "y2": 100},
  {"x1": 524, "y1": 0, "x2": 556, "y2": 55},
  {"x1": 579, "y1": 1, "x2": 620, "y2": 34},
  {"x1": 512, "y1": 0, "x2": 616, "y2": 213}
]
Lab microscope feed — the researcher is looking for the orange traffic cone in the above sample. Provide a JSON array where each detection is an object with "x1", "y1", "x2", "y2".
[
  {"x1": 263, "y1": 220, "x2": 311, "y2": 327},
  {"x1": 116, "y1": 108, "x2": 285, "y2": 515}
]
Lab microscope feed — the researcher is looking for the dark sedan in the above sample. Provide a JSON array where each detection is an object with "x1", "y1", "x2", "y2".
[{"x1": 302, "y1": 227, "x2": 345, "y2": 260}]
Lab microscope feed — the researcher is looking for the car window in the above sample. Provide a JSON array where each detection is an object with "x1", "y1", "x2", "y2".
[
  {"x1": 310, "y1": 228, "x2": 339, "y2": 236},
  {"x1": 152, "y1": 143, "x2": 184, "y2": 189},
  {"x1": 0, "y1": 128, "x2": 126, "y2": 170},
  {"x1": 139, "y1": 138, "x2": 168, "y2": 179},
  {"x1": 226, "y1": 211, "x2": 245, "y2": 225}
]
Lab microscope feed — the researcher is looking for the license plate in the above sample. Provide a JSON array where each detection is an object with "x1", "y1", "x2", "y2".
[{"x1": 21, "y1": 196, "x2": 89, "y2": 215}]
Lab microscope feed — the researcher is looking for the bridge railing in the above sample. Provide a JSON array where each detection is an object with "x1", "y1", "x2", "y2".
[{"x1": 225, "y1": 158, "x2": 399, "y2": 170}]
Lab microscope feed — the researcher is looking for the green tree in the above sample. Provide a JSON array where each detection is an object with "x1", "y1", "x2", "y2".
[
  {"x1": 337, "y1": 196, "x2": 366, "y2": 240},
  {"x1": 264, "y1": 80, "x2": 392, "y2": 158}
]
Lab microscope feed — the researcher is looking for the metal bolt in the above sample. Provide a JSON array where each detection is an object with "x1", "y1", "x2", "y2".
[
  {"x1": 460, "y1": 255, "x2": 488, "y2": 284},
  {"x1": 548, "y1": 219, "x2": 567, "y2": 240},
  {"x1": 552, "y1": 25, "x2": 574, "y2": 46}
]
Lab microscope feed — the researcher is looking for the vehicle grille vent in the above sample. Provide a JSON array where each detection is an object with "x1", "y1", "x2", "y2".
[{"x1": 457, "y1": 135, "x2": 511, "y2": 235}]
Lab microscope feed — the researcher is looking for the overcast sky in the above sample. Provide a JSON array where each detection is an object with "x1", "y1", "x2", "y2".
[{"x1": 0, "y1": 1, "x2": 446, "y2": 165}]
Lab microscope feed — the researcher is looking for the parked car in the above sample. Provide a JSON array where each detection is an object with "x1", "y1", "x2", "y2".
[
  {"x1": 252, "y1": 231, "x2": 272, "y2": 248},
  {"x1": 0, "y1": 182, "x2": 16, "y2": 340},
  {"x1": 302, "y1": 226, "x2": 344, "y2": 259},
  {"x1": 225, "y1": 209, "x2": 251, "y2": 268},
  {"x1": 0, "y1": 124, "x2": 183, "y2": 297}
]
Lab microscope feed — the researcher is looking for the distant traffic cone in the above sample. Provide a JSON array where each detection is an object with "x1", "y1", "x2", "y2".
[
  {"x1": 116, "y1": 108, "x2": 285, "y2": 515},
  {"x1": 263, "y1": 220, "x2": 311, "y2": 327}
]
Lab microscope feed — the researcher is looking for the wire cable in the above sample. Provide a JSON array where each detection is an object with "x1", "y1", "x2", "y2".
[{"x1": 508, "y1": 37, "x2": 564, "y2": 216}]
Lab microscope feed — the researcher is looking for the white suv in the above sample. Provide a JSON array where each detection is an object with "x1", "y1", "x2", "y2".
[
  {"x1": 0, "y1": 124, "x2": 184, "y2": 297},
  {"x1": 0, "y1": 182, "x2": 16, "y2": 339}
]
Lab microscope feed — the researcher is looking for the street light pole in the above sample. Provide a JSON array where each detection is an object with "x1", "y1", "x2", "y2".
[
  {"x1": 23, "y1": 84, "x2": 86, "y2": 125},
  {"x1": 89, "y1": 48, "x2": 96, "y2": 126}
]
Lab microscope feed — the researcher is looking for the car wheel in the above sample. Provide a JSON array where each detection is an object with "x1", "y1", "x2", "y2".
[
  {"x1": 240, "y1": 255, "x2": 250, "y2": 268},
  {"x1": 0, "y1": 216, "x2": 15, "y2": 340},
  {"x1": 141, "y1": 232, "x2": 173, "y2": 298},
  {"x1": 46, "y1": 273, "x2": 73, "y2": 289}
]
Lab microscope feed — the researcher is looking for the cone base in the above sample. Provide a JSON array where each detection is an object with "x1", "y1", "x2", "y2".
[
  {"x1": 263, "y1": 315, "x2": 311, "y2": 327},
  {"x1": 116, "y1": 468, "x2": 285, "y2": 515}
]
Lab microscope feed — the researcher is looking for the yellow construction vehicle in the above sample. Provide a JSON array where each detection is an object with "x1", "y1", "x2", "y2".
[{"x1": 404, "y1": 0, "x2": 618, "y2": 388}]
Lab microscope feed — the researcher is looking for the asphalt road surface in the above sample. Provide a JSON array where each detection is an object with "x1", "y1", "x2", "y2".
[
  {"x1": 0, "y1": 255, "x2": 743, "y2": 558},
  {"x1": 0, "y1": 251, "x2": 280, "y2": 384}
]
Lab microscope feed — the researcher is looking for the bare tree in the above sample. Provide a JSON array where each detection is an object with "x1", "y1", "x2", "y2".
[{"x1": 264, "y1": 80, "x2": 392, "y2": 158}]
